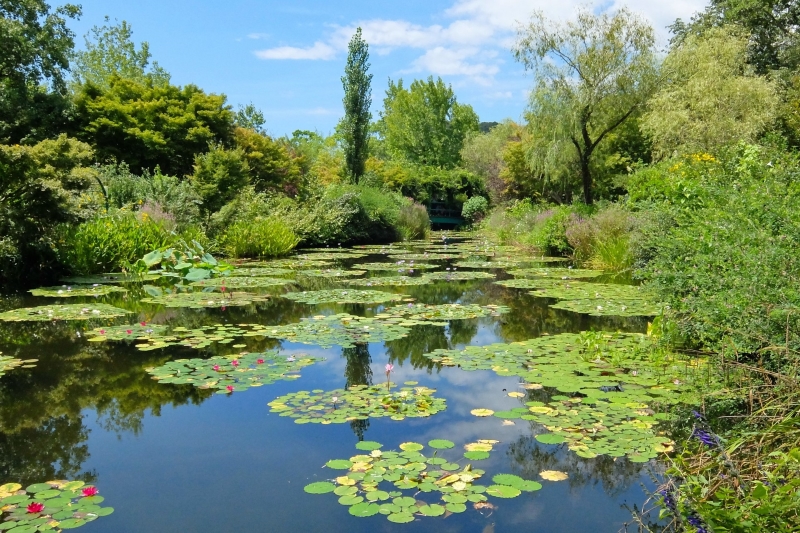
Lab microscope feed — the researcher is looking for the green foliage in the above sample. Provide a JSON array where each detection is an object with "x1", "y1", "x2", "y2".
[
  {"x1": 219, "y1": 218, "x2": 300, "y2": 258},
  {"x1": 71, "y1": 17, "x2": 170, "y2": 89},
  {"x1": 564, "y1": 205, "x2": 636, "y2": 271},
  {"x1": 0, "y1": 1, "x2": 80, "y2": 143},
  {"x1": 73, "y1": 76, "x2": 234, "y2": 176},
  {"x1": 460, "y1": 121, "x2": 519, "y2": 203},
  {"x1": 339, "y1": 28, "x2": 372, "y2": 182},
  {"x1": 101, "y1": 164, "x2": 202, "y2": 230},
  {"x1": 482, "y1": 202, "x2": 592, "y2": 254},
  {"x1": 642, "y1": 27, "x2": 779, "y2": 157},
  {"x1": 234, "y1": 103, "x2": 266, "y2": 133},
  {"x1": 638, "y1": 144, "x2": 800, "y2": 361},
  {"x1": 233, "y1": 127, "x2": 300, "y2": 195},
  {"x1": 396, "y1": 202, "x2": 431, "y2": 241},
  {"x1": 378, "y1": 164, "x2": 486, "y2": 211},
  {"x1": 190, "y1": 144, "x2": 250, "y2": 214},
  {"x1": 379, "y1": 77, "x2": 479, "y2": 168},
  {"x1": 513, "y1": 7, "x2": 658, "y2": 204},
  {"x1": 58, "y1": 211, "x2": 177, "y2": 275},
  {"x1": 136, "y1": 240, "x2": 232, "y2": 281},
  {"x1": 462, "y1": 196, "x2": 489, "y2": 224},
  {"x1": 0, "y1": 135, "x2": 98, "y2": 286}
]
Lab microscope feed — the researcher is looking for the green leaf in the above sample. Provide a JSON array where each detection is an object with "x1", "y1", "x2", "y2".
[
  {"x1": 427, "y1": 439, "x2": 455, "y2": 449},
  {"x1": 303, "y1": 482, "x2": 336, "y2": 494}
]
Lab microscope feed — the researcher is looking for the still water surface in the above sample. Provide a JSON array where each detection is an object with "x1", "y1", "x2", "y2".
[{"x1": 0, "y1": 242, "x2": 658, "y2": 532}]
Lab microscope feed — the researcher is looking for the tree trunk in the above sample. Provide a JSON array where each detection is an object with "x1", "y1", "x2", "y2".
[{"x1": 580, "y1": 153, "x2": 593, "y2": 205}]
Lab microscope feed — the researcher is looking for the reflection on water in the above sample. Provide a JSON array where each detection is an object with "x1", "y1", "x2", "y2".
[{"x1": 0, "y1": 248, "x2": 662, "y2": 532}]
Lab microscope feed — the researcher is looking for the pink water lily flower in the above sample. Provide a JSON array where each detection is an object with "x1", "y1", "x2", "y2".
[
  {"x1": 126, "y1": 329, "x2": 132, "y2": 334},
  {"x1": 257, "y1": 359, "x2": 265, "y2": 364},
  {"x1": 231, "y1": 360, "x2": 239, "y2": 367},
  {"x1": 385, "y1": 363, "x2": 394, "y2": 373},
  {"x1": 82, "y1": 487, "x2": 99, "y2": 497},
  {"x1": 140, "y1": 321, "x2": 146, "y2": 327},
  {"x1": 213, "y1": 365, "x2": 221, "y2": 372},
  {"x1": 226, "y1": 385, "x2": 234, "y2": 393},
  {"x1": 27, "y1": 502, "x2": 44, "y2": 514},
  {"x1": 99, "y1": 329, "x2": 106, "y2": 335}
]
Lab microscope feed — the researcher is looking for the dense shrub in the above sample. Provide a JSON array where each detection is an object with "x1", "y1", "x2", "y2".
[
  {"x1": 636, "y1": 144, "x2": 800, "y2": 363},
  {"x1": 59, "y1": 211, "x2": 178, "y2": 274},
  {"x1": 233, "y1": 127, "x2": 301, "y2": 195},
  {"x1": 190, "y1": 144, "x2": 250, "y2": 215},
  {"x1": 564, "y1": 205, "x2": 636, "y2": 271},
  {"x1": 219, "y1": 218, "x2": 299, "y2": 258},
  {"x1": 462, "y1": 196, "x2": 489, "y2": 224}
]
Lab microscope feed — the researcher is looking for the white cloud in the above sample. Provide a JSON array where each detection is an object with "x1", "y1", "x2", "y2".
[
  {"x1": 254, "y1": 41, "x2": 336, "y2": 60},
  {"x1": 409, "y1": 47, "x2": 500, "y2": 84},
  {"x1": 247, "y1": 33, "x2": 270, "y2": 40}
]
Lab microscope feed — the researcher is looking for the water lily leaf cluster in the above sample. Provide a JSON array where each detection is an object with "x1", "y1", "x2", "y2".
[
  {"x1": 550, "y1": 299, "x2": 664, "y2": 317},
  {"x1": 388, "y1": 253, "x2": 468, "y2": 261},
  {"x1": 297, "y1": 269, "x2": 366, "y2": 278},
  {"x1": 344, "y1": 276, "x2": 432, "y2": 287},
  {"x1": 29, "y1": 285, "x2": 128, "y2": 298},
  {"x1": 146, "y1": 351, "x2": 322, "y2": 393},
  {"x1": 452, "y1": 260, "x2": 525, "y2": 269},
  {"x1": 377, "y1": 303, "x2": 510, "y2": 325},
  {"x1": 0, "y1": 354, "x2": 37, "y2": 378},
  {"x1": 87, "y1": 322, "x2": 169, "y2": 342},
  {"x1": 282, "y1": 289, "x2": 408, "y2": 305},
  {"x1": 302, "y1": 440, "x2": 541, "y2": 523},
  {"x1": 422, "y1": 271, "x2": 496, "y2": 281},
  {"x1": 0, "y1": 304, "x2": 130, "y2": 322},
  {"x1": 269, "y1": 384, "x2": 446, "y2": 423},
  {"x1": 190, "y1": 277, "x2": 294, "y2": 289},
  {"x1": 228, "y1": 266, "x2": 295, "y2": 277},
  {"x1": 524, "y1": 280, "x2": 650, "y2": 300},
  {"x1": 60, "y1": 273, "x2": 160, "y2": 284},
  {"x1": 507, "y1": 267, "x2": 604, "y2": 279},
  {"x1": 141, "y1": 290, "x2": 270, "y2": 308},
  {"x1": 250, "y1": 259, "x2": 333, "y2": 269},
  {"x1": 423, "y1": 333, "x2": 692, "y2": 459},
  {"x1": 296, "y1": 252, "x2": 368, "y2": 260},
  {"x1": 0, "y1": 481, "x2": 113, "y2": 530},
  {"x1": 351, "y1": 263, "x2": 437, "y2": 272}
]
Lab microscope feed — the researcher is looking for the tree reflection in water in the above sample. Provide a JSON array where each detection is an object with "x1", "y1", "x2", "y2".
[{"x1": 342, "y1": 344, "x2": 372, "y2": 440}]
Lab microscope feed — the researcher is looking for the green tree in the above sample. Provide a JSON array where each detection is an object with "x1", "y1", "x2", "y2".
[
  {"x1": 379, "y1": 76, "x2": 479, "y2": 169},
  {"x1": 642, "y1": 27, "x2": 779, "y2": 156},
  {"x1": 235, "y1": 103, "x2": 266, "y2": 133},
  {"x1": 0, "y1": 0, "x2": 81, "y2": 143},
  {"x1": 72, "y1": 17, "x2": 170, "y2": 89},
  {"x1": 233, "y1": 127, "x2": 300, "y2": 195},
  {"x1": 73, "y1": 77, "x2": 234, "y2": 176},
  {"x1": 513, "y1": 7, "x2": 658, "y2": 204},
  {"x1": 189, "y1": 144, "x2": 250, "y2": 214},
  {"x1": 671, "y1": 0, "x2": 800, "y2": 73},
  {"x1": 339, "y1": 28, "x2": 372, "y2": 183},
  {"x1": 460, "y1": 120, "x2": 519, "y2": 202}
]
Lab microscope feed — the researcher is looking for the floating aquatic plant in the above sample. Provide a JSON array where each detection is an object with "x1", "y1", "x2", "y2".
[
  {"x1": 269, "y1": 384, "x2": 446, "y2": 423},
  {"x1": 350, "y1": 263, "x2": 437, "y2": 272},
  {"x1": 422, "y1": 271, "x2": 496, "y2": 281},
  {"x1": 422, "y1": 333, "x2": 693, "y2": 459},
  {"x1": 527, "y1": 281, "x2": 651, "y2": 301},
  {"x1": 302, "y1": 440, "x2": 541, "y2": 524},
  {"x1": 344, "y1": 276, "x2": 432, "y2": 287},
  {"x1": 388, "y1": 253, "x2": 466, "y2": 261},
  {"x1": 297, "y1": 269, "x2": 366, "y2": 278},
  {"x1": 60, "y1": 273, "x2": 160, "y2": 284},
  {"x1": 0, "y1": 304, "x2": 130, "y2": 322},
  {"x1": 141, "y1": 290, "x2": 271, "y2": 308},
  {"x1": 29, "y1": 285, "x2": 127, "y2": 298},
  {"x1": 0, "y1": 354, "x2": 37, "y2": 378},
  {"x1": 240, "y1": 259, "x2": 332, "y2": 269},
  {"x1": 190, "y1": 276, "x2": 294, "y2": 289},
  {"x1": 507, "y1": 267, "x2": 604, "y2": 279},
  {"x1": 452, "y1": 260, "x2": 524, "y2": 269},
  {"x1": 377, "y1": 303, "x2": 510, "y2": 325},
  {"x1": 296, "y1": 252, "x2": 368, "y2": 260},
  {"x1": 146, "y1": 351, "x2": 322, "y2": 393},
  {"x1": 0, "y1": 480, "x2": 113, "y2": 530},
  {"x1": 228, "y1": 266, "x2": 295, "y2": 277},
  {"x1": 87, "y1": 322, "x2": 169, "y2": 342},
  {"x1": 282, "y1": 289, "x2": 407, "y2": 305},
  {"x1": 549, "y1": 298, "x2": 664, "y2": 317}
]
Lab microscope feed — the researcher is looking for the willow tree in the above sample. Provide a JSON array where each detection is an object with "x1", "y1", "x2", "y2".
[
  {"x1": 642, "y1": 27, "x2": 779, "y2": 156},
  {"x1": 340, "y1": 28, "x2": 372, "y2": 183},
  {"x1": 513, "y1": 8, "x2": 658, "y2": 204}
]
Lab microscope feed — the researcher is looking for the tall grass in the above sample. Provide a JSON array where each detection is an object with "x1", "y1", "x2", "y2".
[
  {"x1": 396, "y1": 202, "x2": 431, "y2": 241},
  {"x1": 219, "y1": 218, "x2": 300, "y2": 258}
]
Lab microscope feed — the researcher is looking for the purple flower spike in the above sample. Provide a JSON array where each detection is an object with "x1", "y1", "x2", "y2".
[{"x1": 692, "y1": 427, "x2": 719, "y2": 447}]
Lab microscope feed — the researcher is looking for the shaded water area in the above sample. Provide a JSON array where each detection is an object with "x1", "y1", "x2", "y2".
[{"x1": 0, "y1": 236, "x2": 661, "y2": 532}]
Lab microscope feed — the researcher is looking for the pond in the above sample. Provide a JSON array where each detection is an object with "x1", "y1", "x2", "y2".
[{"x1": 0, "y1": 234, "x2": 669, "y2": 532}]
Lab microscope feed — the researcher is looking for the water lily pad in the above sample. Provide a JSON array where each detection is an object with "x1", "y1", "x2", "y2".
[
  {"x1": 349, "y1": 502, "x2": 380, "y2": 517},
  {"x1": 540, "y1": 470, "x2": 569, "y2": 481},
  {"x1": 344, "y1": 276, "x2": 432, "y2": 287},
  {"x1": 29, "y1": 285, "x2": 127, "y2": 298},
  {"x1": 252, "y1": 259, "x2": 333, "y2": 269},
  {"x1": 535, "y1": 434, "x2": 566, "y2": 445},
  {"x1": 282, "y1": 289, "x2": 406, "y2": 305},
  {"x1": 304, "y1": 482, "x2": 336, "y2": 494},
  {"x1": 352, "y1": 262, "x2": 437, "y2": 271},
  {"x1": 297, "y1": 269, "x2": 366, "y2": 278},
  {"x1": 549, "y1": 298, "x2": 664, "y2": 317},
  {"x1": 269, "y1": 384, "x2": 446, "y2": 423},
  {"x1": 326, "y1": 460, "x2": 353, "y2": 470},
  {"x1": 0, "y1": 304, "x2": 130, "y2": 322},
  {"x1": 190, "y1": 277, "x2": 293, "y2": 289},
  {"x1": 355, "y1": 441, "x2": 383, "y2": 451},
  {"x1": 525, "y1": 280, "x2": 653, "y2": 301},
  {"x1": 427, "y1": 439, "x2": 454, "y2": 449},
  {"x1": 296, "y1": 252, "x2": 368, "y2": 261},
  {"x1": 422, "y1": 271, "x2": 496, "y2": 281},
  {"x1": 486, "y1": 485, "x2": 521, "y2": 498},
  {"x1": 0, "y1": 354, "x2": 37, "y2": 378},
  {"x1": 60, "y1": 273, "x2": 159, "y2": 284},
  {"x1": 417, "y1": 504, "x2": 445, "y2": 517},
  {"x1": 387, "y1": 512, "x2": 415, "y2": 523},
  {"x1": 146, "y1": 351, "x2": 321, "y2": 393},
  {"x1": 471, "y1": 409, "x2": 494, "y2": 417},
  {"x1": 379, "y1": 303, "x2": 510, "y2": 324},
  {"x1": 141, "y1": 290, "x2": 270, "y2": 308},
  {"x1": 229, "y1": 265, "x2": 295, "y2": 277},
  {"x1": 0, "y1": 480, "x2": 112, "y2": 530},
  {"x1": 463, "y1": 451, "x2": 490, "y2": 460},
  {"x1": 507, "y1": 267, "x2": 604, "y2": 279},
  {"x1": 87, "y1": 323, "x2": 169, "y2": 342},
  {"x1": 398, "y1": 442, "x2": 424, "y2": 452}
]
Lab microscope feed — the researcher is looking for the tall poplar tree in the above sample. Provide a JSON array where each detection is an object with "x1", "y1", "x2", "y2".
[{"x1": 340, "y1": 28, "x2": 372, "y2": 183}]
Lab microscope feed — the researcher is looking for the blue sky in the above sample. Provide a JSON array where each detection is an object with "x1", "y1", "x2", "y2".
[{"x1": 66, "y1": 0, "x2": 708, "y2": 137}]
